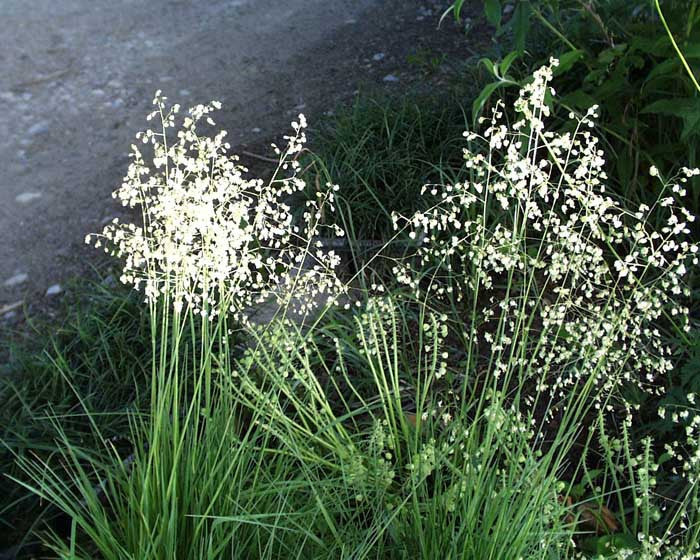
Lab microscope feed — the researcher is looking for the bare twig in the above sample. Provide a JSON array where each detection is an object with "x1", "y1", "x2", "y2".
[
  {"x1": 240, "y1": 150, "x2": 278, "y2": 164},
  {"x1": 13, "y1": 68, "x2": 72, "y2": 89}
]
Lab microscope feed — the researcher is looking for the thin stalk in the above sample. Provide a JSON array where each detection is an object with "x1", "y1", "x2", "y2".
[{"x1": 655, "y1": 0, "x2": 700, "y2": 92}]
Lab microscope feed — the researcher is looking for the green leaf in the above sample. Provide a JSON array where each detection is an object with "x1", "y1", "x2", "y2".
[
  {"x1": 630, "y1": 35, "x2": 663, "y2": 55},
  {"x1": 500, "y1": 51, "x2": 520, "y2": 77},
  {"x1": 593, "y1": 74, "x2": 628, "y2": 101},
  {"x1": 553, "y1": 49, "x2": 584, "y2": 76},
  {"x1": 683, "y1": 41, "x2": 700, "y2": 58},
  {"x1": 453, "y1": 0, "x2": 466, "y2": 22},
  {"x1": 681, "y1": 113, "x2": 700, "y2": 141},
  {"x1": 645, "y1": 58, "x2": 679, "y2": 84},
  {"x1": 484, "y1": 0, "x2": 502, "y2": 27},
  {"x1": 479, "y1": 57, "x2": 498, "y2": 78},
  {"x1": 630, "y1": 34, "x2": 672, "y2": 56},
  {"x1": 641, "y1": 98, "x2": 700, "y2": 140},
  {"x1": 512, "y1": 1, "x2": 531, "y2": 53},
  {"x1": 597, "y1": 44, "x2": 627, "y2": 65},
  {"x1": 560, "y1": 90, "x2": 598, "y2": 110},
  {"x1": 479, "y1": 52, "x2": 518, "y2": 81},
  {"x1": 472, "y1": 81, "x2": 509, "y2": 126}
]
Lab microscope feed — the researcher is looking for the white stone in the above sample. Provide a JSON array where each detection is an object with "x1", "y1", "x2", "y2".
[
  {"x1": 46, "y1": 283, "x2": 62, "y2": 296},
  {"x1": 383, "y1": 74, "x2": 399, "y2": 82},
  {"x1": 15, "y1": 192, "x2": 42, "y2": 204},
  {"x1": 372, "y1": 52, "x2": 385, "y2": 61}
]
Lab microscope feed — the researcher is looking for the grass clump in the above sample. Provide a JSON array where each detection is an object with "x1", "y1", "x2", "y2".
[
  {"x1": 2, "y1": 63, "x2": 700, "y2": 559},
  {"x1": 0, "y1": 278, "x2": 150, "y2": 552}
]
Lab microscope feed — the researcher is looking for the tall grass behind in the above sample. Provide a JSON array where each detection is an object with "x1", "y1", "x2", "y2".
[{"x1": 301, "y1": 93, "x2": 471, "y2": 244}]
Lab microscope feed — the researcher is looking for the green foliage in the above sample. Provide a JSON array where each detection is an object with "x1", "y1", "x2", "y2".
[
  {"x1": 461, "y1": 0, "x2": 700, "y2": 214},
  {"x1": 406, "y1": 48, "x2": 446, "y2": 75},
  {"x1": 0, "y1": 277, "x2": 151, "y2": 552},
  {"x1": 301, "y1": 92, "x2": 470, "y2": 243}
]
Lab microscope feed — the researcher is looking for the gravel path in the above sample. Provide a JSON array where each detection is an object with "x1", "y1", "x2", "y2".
[{"x1": 0, "y1": 0, "x2": 464, "y2": 315}]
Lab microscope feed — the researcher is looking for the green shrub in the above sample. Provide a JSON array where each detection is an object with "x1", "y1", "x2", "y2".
[{"x1": 453, "y1": 0, "x2": 700, "y2": 216}]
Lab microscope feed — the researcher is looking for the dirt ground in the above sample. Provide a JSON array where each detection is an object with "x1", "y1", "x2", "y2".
[{"x1": 0, "y1": 0, "x2": 473, "y2": 322}]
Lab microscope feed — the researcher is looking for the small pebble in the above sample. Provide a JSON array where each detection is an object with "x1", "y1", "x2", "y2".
[
  {"x1": 46, "y1": 284, "x2": 62, "y2": 296},
  {"x1": 383, "y1": 74, "x2": 400, "y2": 82},
  {"x1": 372, "y1": 52, "x2": 385, "y2": 61},
  {"x1": 3, "y1": 273, "x2": 28, "y2": 287},
  {"x1": 27, "y1": 121, "x2": 49, "y2": 136},
  {"x1": 15, "y1": 192, "x2": 41, "y2": 204}
]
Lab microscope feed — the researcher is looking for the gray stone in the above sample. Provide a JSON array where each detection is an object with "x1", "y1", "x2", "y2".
[{"x1": 27, "y1": 120, "x2": 49, "y2": 135}]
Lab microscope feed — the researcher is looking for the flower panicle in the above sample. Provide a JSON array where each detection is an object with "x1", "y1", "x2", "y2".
[{"x1": 87, "y1": 96, "x2": 346, "y2": 320}]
